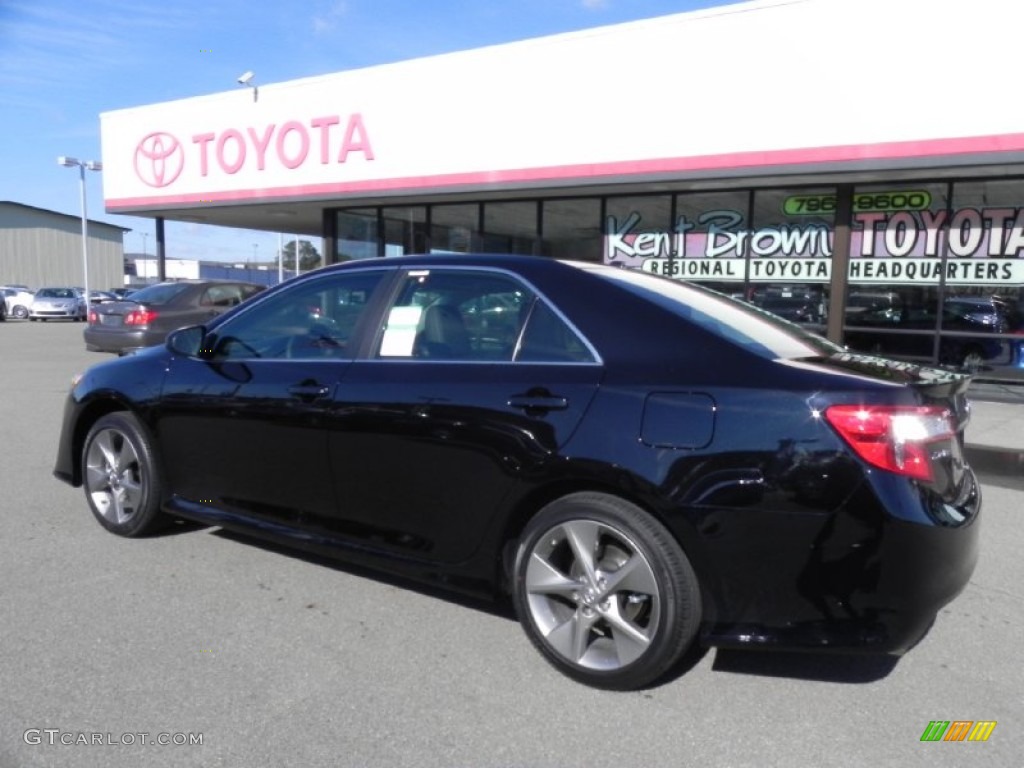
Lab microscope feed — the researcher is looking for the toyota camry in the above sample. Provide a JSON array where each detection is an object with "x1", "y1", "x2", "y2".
[{"x1": 53, "y1": 254, "x2": 980, "y2": 690}]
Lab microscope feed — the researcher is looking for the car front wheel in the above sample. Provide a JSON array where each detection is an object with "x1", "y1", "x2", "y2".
[
  {"x1": 82, "y1": 412, "x2": 167, "y2": 537},
  {"x1": 12, "y1": 305, "x2": 28, "y2": 319},
  {"x1": 513, "y1": 492, "x2": 701, "y2": 690}
]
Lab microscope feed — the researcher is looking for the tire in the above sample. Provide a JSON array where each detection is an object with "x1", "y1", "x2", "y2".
[
  {"x1": 13, "y1": 305, "x2": 28, "y2": 319},
  {"x1": 82, "y1": 412, "x2": 167, "y2": 537},
  {"x1": 512, "y1": 492, "x2": 701, "y2": 690}
]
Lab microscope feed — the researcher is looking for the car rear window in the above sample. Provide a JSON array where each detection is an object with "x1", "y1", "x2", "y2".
[
  {"x1": 573, "y1": 263, "x2": 840, "y2": 360},
  {"x1": 125, "y1": 283, "x2": 191, "y2": 305}
]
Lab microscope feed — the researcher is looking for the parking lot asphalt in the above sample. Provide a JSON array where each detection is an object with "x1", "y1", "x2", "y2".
[
  {"x1": 1, "y1": 319, "x2": 1021, "y2": 768},
  {"x1": 964, "y1": 381, "x2": 1024, "y2": 481}
]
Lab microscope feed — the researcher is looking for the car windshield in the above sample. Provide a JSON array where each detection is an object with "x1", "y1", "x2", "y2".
[
  {"x1": 36, "y1": 288, "x2": 76, "y2": 299},
  {"x1": 126, "y1": 283, "x2": 191, "y2": 305},
  {"x1": 573, "y1": 263, "x2": 840, "y2": 360}
]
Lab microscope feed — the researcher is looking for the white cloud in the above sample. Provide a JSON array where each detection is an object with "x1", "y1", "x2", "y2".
[{"x1": 311, "y1": 0, "x2": 348, "y2": 35}]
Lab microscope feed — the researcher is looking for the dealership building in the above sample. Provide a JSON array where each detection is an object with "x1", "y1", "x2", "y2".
[{"x1": 100, "y1": 0, "x2": 1024, "y2": 378}]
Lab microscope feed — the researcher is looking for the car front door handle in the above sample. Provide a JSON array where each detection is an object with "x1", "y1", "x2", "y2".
[
  {"x1": 508, "y1": 392, "x2": 569, "y2": 413},
  {"x1": 288, "y1": 382, "x2": 330, "y2": 401}
]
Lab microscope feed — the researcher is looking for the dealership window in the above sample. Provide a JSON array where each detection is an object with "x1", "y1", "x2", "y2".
[
  {"x1": 481, "y1": 201, "x2": 539, "y2": 254},
  {"x1": 603, "y1": 194, "x2": 672, "y2": 269},
  {"x1": 945, "y1": 180, "x2": 1024, "y2": 372},
  {"x1": 384, "y1": 206, "x2": 428, "y2": 257},
  {"x1": 670, "y1": 190, "x2": 752, "y2": 296},
  {"x1": 842, "y1": 183, "x2": 950, "y2": 364},
  {"x1": 744, "y1": 187, "x2": 835, "y2": 329},
  {"x1": 542, "y1": 199, "x2": 602, "y2": 262},
  {"x1": 605, "y1": 195, "x2": 672, "y2": 240},
  {"x1": 431, "y1": 204, "x2": 480, "y2": 254},
  {"x1": 337, "y1": 209, "x2": 379, "y2": 261}
]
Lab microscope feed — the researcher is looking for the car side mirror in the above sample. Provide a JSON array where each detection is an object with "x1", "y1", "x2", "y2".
[{"x1": 166, "y1": 325, "x2": 208, "y2": 358}]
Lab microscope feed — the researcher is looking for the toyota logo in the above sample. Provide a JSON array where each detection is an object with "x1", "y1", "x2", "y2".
[{"x1": 134, "y1": 132, "x2": 184, "y2": 188}]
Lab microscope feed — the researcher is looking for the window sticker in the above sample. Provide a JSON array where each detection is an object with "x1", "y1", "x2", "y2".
[{"x1": 379, "y1": 305, "x2": 423, "y2": 357}]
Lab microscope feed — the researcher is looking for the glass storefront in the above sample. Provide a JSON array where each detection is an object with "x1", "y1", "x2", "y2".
[{"x1": 334, "y1": 176, "x2": 1024, "y2": 380}]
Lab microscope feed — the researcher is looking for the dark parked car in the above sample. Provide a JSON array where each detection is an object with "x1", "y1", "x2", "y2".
[
  {"x1": 54, "y1": 254, "x2": 980, "y2": 690},
  {"x1": 83, "y1": 279, "x2": 265, "y2": 354},
  {"x1": 754, "y1": 286, "x2": 825, "y2": 324},
  {"x1": 845, "y1": 294, "x2": 1023, "y2": 371}
]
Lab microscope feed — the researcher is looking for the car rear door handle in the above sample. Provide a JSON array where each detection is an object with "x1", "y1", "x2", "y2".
[
  {"x1": 508, "y1": 392, "x2": 569, "y2": 413},
  {"x1": 288, "y1": 382, "x2": 330, "y2": 401}
]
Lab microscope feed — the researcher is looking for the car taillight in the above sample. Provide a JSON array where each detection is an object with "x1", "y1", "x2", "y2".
[
  {"x1": 88, "y1": 310, "x2": 98, "y2": 324},
  {"x1": 824, "y1": 404, "x2": 955, "y2": 482},
  {"x1": 124, "y1": 308, "x2": 158, "y2": 326}
]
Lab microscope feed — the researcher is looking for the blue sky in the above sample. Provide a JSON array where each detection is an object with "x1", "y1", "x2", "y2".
[{"x1": 0, "y1": 0, "x2": 725, "y2": 263}]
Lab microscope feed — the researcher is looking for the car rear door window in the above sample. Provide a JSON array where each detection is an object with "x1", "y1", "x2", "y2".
[
  {"x1": 378, "y1": 270, "x2": 532, "y2": 361},
  {"x1": 201, "y1": 285, "x2": 246, "y2": 308},
  {"x1": 375, "y1": 269, "x2": 597, "y2": 363},
  {"x1": 516, "y1": 300, "x2": 597, "y2": 363}
]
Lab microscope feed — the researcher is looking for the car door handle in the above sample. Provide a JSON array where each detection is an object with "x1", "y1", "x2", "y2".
[
  {"x1": 508, "y1": 392, "x2": 568, "y2": 413},
  {"x1": 288, "y1": 382, "x2": 330, "y2": 401}
]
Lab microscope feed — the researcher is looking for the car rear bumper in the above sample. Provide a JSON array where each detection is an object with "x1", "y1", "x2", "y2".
[
  {"x1": 83, "y1": 327, "x2": 161, "y2": 353},
  {"x1": 694, "y1": 468, "x2": 981, "y2": 655}
]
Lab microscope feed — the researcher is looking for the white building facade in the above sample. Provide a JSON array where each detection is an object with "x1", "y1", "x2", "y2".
[{"x1": 98, "y1": 0, "x2": 1024, "y2": 375}]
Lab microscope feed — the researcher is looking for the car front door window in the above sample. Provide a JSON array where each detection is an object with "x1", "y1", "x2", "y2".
[{"x1": 209, "y1": 271, "x2": 386, "y2": 360}]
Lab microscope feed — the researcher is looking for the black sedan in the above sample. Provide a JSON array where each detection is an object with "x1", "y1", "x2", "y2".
[
  {"x1": 83, "y1": 279, "x2": 265, "y2": 354},
  {"x1": 54, "y1": 254, "x2": 980, "y2": 690}
]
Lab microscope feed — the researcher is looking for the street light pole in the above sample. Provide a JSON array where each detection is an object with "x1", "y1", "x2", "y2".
[
  {"x1": 58, "y1": 156, "x2": 103, "y2": 318},
  {"x1": 278, "y1": 232, "x2": 284, "y2": 284}
]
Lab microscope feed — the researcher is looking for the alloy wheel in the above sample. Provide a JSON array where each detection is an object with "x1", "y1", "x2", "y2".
[
  {"x1": 523, "y1": 519, "x2": 661, "y2": 671},
  {"x1": 84, "y1": 427, "x2": 144, "y2": 526}
]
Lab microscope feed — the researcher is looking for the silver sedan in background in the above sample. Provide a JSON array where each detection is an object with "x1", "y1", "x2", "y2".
[{"x1": 29, "y1": 287, "x2": 85, "y2": 321}]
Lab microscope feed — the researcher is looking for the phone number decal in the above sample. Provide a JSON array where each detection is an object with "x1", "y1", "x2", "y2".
[{"x1": 783, "y1": 191, "x2": 933, "y2": 215}]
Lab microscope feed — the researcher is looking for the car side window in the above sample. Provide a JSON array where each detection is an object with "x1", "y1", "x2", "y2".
[
  {"x1": 209, "y1": 271, "x2": 385, "y2": 360},
  {"x1": 201, "y1": 285, "x2": 247, "y2": 308},
  {"x1": 378, "y1": 270, "x2": 533, "y2": 361},
  {"x1": 516, "y1": 300, "x2": 597, "y2": 363}
]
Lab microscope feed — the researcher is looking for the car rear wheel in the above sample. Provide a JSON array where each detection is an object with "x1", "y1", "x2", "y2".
[
  {"x1": 513, "y1": 492, "x2": 701, "y2": 690},
  {"x1": 12, "y1": 305, "x2": 28, "y2": 319},
  {"x1": 82, "y1": 412, "x2": 167, "y2": 537}
]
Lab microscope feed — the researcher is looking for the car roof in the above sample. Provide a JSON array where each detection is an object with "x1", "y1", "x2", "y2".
[{"x1": 144, "y1": 279, "x2": 263, "y2": 286}]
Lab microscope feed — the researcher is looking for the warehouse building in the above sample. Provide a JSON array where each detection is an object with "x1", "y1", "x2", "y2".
[{"x1": 0, "y1": 202, "x2": 126, "y2": 292}]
